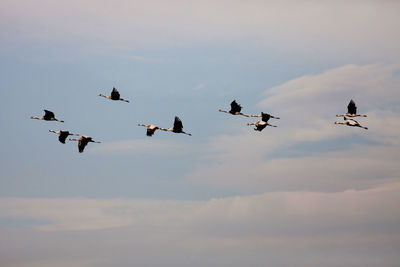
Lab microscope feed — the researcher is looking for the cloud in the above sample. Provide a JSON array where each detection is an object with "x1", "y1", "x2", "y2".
[
  {"x1": 1, "y1": 182, "x2": 400, "y2": 266},
  {"x1": 193, "y1": 83, "x2": 206, "y2": 91},
  {"x1": 1, "y1": 0, "x2": 399, "y2": 60},
  {"x1": 187, "y1": 64, "x2": 400, "y2": 192}
]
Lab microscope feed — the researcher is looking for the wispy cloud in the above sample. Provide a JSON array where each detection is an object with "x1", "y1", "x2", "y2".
[
  {"x1": 187, "y1": 64, "x2": 400, "y2": 192},
  {"x1": 193, "y1": 83, "x2": 206, "y2": 91},
  {"x1": 2, "y1": 0, "x2": 399, "y2": 60},
  {"x1": 1, "y1": 182, "x2": 400, "y2": 266}
]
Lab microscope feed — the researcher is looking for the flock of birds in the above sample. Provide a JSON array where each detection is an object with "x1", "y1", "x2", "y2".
[{"x1": 30, "y1": 87, "x2": 368, "y2": 153}]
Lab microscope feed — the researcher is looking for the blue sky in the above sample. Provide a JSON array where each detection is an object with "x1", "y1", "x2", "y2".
[{"x1": 1, "y1": 1, "x2": 400, "y2": 266}]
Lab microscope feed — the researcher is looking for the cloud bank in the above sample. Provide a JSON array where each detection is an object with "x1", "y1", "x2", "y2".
[
  {"x1": 1, "y1": 181, "x2": 400, "y2": 266},
  {"x1": 1, "y1": 0, "x2": 399, "y2": 61}
]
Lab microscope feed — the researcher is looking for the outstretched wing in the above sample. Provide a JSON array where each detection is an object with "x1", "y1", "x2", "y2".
[
  {"x1": 256, "y1": 123, "x2": 267, "y2": 132},
  {"x1": 230, "y1": 100, "x2": 242, "y2": 113},
  {"x1": 261, "y1": 112, "x2": 270, "y2": 122},
  {"x1": 78, "y1": 137, "x2": 89, "y2": 153},
  {"x1": 44, "y1": 110, "x2": 55, "y2": 119},
  {"x1": 147, "y1": 128, "x2": 156, "y2": 136},
  {"x1": 347, "y1": 100, "x2": 357, "y2": 115},
  {"x1": 58, "y1": 131, "x2": 69, "y2": 144},
  {"x1": 173, "y1": 116, "x2": 183, "y2": 132},
  {"x1": 111, "y1": 87, "x2": 120, "y2": 100}
]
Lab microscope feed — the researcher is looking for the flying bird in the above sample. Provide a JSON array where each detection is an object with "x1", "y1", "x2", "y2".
[
  {"x1": 247, "y1": 112, "x2": 277, "y2": 131},
  {"x1": 160, "y1": 116, "x2": 192, "y2": 136},
  {"x1": 138, "y1": 124, "x2": 161, "y2": 137},
  {"x1": 334, "y1": 116, "x2": 368, "y2": 130},
  {"x1": 69, "y1": 136, "x2": 101, "y2": 153},
  {"x1": 336, "y1": 100, "x2": 367, "y2": 118},
  {"x1": 219, "y1": 100, "x2": 251, "y2": 117},
  {"x1": 49, "y1": 130, "x2": 79, "y2": 144},
  {"x1": 30, "y1": 110, "x2": 64, "y2": 123},
  {"x1": 250, "y1": 112, "x2": 280, "y2": 119},
  {"x1": 98, "y1": 87, "x2": 130, "y2": 103}
]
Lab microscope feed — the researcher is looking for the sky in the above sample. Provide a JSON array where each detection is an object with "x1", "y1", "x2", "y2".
[{"x1": 0, "y1": 0, "x2": 400, "y2": 266}]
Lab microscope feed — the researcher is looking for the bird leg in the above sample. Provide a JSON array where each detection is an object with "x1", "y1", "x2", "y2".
[
  {"x1": 357, "y1": 125, "x2": 368, "y2": 130},
  {"x1": 119, "y1": 98, "x2": 130, "y2": 103},
  {"x1": 218, "y1": 109, "x2": 229, "y2": 113},
  {"x1": 250, "y1": 114, "x2": 280, "y2": 119},
  {"x1": 30, "y1": 116, "x2": 40, "y2": 120},
  {"x1": 238, "y1": 113, "x2": 250, "y2": 118}
]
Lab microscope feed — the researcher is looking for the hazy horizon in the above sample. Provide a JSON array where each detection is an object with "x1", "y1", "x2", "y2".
[{"x1": 1, "y1": 1, "x2": 400, "y2": 266}]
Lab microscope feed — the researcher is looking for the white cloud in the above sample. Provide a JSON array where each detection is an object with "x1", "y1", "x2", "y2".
[{"x1": 187, "y1": 64, "x2": 400, "y2": 192}]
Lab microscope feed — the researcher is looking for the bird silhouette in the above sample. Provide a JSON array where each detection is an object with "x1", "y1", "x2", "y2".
[
  {"x1": 247, "y1": 112, "x2": 278, "y2": 131},
  {"x1": 334, "y1": 116, "x2": 368, "y2": 130},
  {"x1": 30, "y1": 110, "x2": 64, "y2": 123},
  {"x1": 160, "y1": 116, "x2": 192, "y2": 136},
  {"x1": 98, "y1": 87, "x2": 130, "y2": 103},
  {"x1": 49, "y1": 130, "x2": 79, "y2": 143},
  {"x1": 138, "y1": 124, "x2": 162, "y2": 137},
  {"x1": 69, "y1": 136, "x2": 101, "y2": 153},
  {"x1": 336, "y1": 100, "x2": 367, "y2": 118},
  {"x1": 219, "y1": 100, "x2": 251, "y2": 117}
]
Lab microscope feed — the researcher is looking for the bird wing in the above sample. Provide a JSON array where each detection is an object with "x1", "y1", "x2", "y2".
[
  {"x1": 256, "y1": 123, "x2": 267, "y2": 131},
  {"x1": 58, "y1": 131, "x2": 69, "y2": 143},
  {"x1": 147, "y1": 128, "x2": 156, "y2": 136},
  {"x1": 230, "y1": 100, "x2": 242, "y2": 113},
  {"x1": 261, "y1": 112, "x2": 270, "y2": 122},
  {"x1": 348, "y1": 118, "x2": 359, "y2": 123},
  {"x1": 347, "y1": 100, "x2": 357, "y2": 114},
  {"x1": 111, "y1": 87, "x2": 120, "y2": 99},
  {"x1": 173, "y1": 116, "x2": 183, "y2": 131},
  {"x1": 44, "y1": 110, "x2": 55, "y2": 119},
  {"x1": 78, "y1": 137, "x2": 88, "y2": 153}
]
